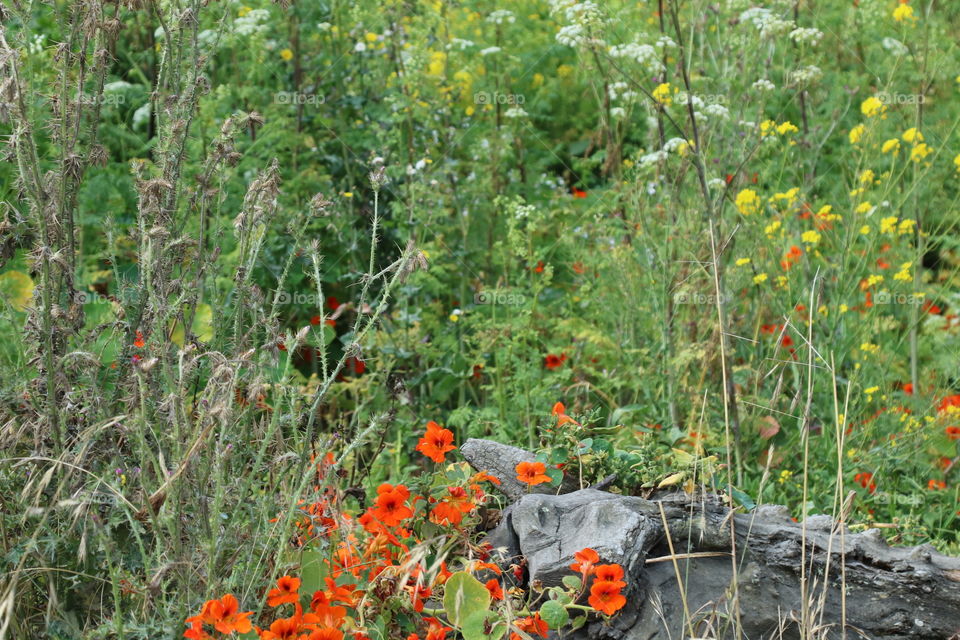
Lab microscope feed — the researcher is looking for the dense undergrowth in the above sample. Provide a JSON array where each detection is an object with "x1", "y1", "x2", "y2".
[{"x1": 0, "y1": 0, "x2": 958, "y2": 637}]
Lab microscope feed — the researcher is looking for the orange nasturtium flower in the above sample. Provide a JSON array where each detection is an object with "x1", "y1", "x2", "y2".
[
  {"x1": 133, "y1": 330, "x2": 145, "y2": 348},
  {"x1": 552, "y1": 402, "x2": 579, "y2": 427},
  {"x1": 184, "y1": 594, "x2": 253, "y2": 638},
  {"x1": 570, "y1": 547, "x2": 600, "y2": 576},
  {"x1": 267, "y1": 575, "x2": 301, "y2": 607},
  {"x1": 512, "y1": 612, "x2": 548, "y2": 638},
  {"x1": 594, "y1": 564, "x2": 625, "y2": 582},
  {"x1": 588, "y1": 579, "x2": 627, "y2": 616},
  {"x1": 371, "y1": 483, "x2": 413, "y2": 526},
  {"x1": 515, "y1": 461, "x2": 551, "y2": 486},
  {"x1": 416, "y1": 420, "x2": 456, "y2": 463},
  {"x1": 485, "y1": 578, "x2": 504, "y2": 600}
]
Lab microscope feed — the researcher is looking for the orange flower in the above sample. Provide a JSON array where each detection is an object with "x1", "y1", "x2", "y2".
[
  {"x1": 594, "y1": 564, "x2": 624, "y2": 582},
  {"x1": 513, "y1": 613, "x2": 548, "y2": 638},
  {"x1": 544, "y1": 353, "x2": 567, "y2": 370},
  {"x1": 515, "y1": 461, "x2": 551, "y2": 486},
  {"x1": 588, "y1": 580, "x2": 627, "y2": 616},
  {"x1": 946, "y1": 426, "x2": 960, "y2": 441},
  {"x1": 485, "y1": 578, "x2": 504, "y2": 600},
  {"x1": 430, "y1": 486, "x2": 475, "y2": 525},
  {"x1": 133, "y1": 330, "x2": 145, "y2": 348},
  {"x1": 572, "y1": 187, "x2": 588, "y2": 198},
  {"x1": 306, "y1": 629, "x2": 344, "y2": 640},
  {"x1": 267, "y1": 575, "x2": 301, "y2": 607},
  {"x1": 310, "y1": 590, "x2": 347, "y2": 627},
  {"x1": 423, "y1": 617, "x2": 452, "y2": 640},
  {"x1": 572, "y1": 261, "x2": 585, "y2": 274},
  {"x1": 552, "y1": 402, "x2": 579, "y2": 427},
  {"x1": 938, "y1": 394, "x2": 960, "y2": 413},
  {"x1": 928, "y1": 479, "x2": 947, "y2": 490},
  {"x1": 416, "y1": 421, "x2": 456, "y2": 463},
  {"x1": 185, "y1": 594, "x2": 253, "y2": 636},
  {"x1": 570, "y1": 547, "x2": 599, "y2": 576}
]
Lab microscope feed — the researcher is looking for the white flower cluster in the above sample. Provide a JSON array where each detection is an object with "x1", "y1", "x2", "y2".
[
  {"x1": 789, "y1": 27, "x2": 823, "y2": 46},
  {"x1": 608, "y1": 43, "x2": 661, "y2": 73},
  {"x1": 752, "y1": 78, "x2": 776, "y2": 91},
  {"x1": 638, "y1": 150, "x2": 668, "y2": 168},
  {"x1": 663, "y1": 137, "x2": 691, "y2": 153},
  {"x1": 790, "y1": 65, "x2": 823, "y2": 84},
  {"x1": 487, "y1": 10, "x2": 516, "y2": 24},
  {"x1": 607, "y1": 82, "x2": 638, "y2": 102},
  {"x1": 556, "y1": 24, "x2": 586, "y2": 47},
  {"x1": 451, "y1": 38, "x2": 475, "y2": 50},
  {"x1": 702, "y1": 103, "x2": 730, "y2": 120},
  {"x1": 28, "y1": 34, "x2": 46, "y2": 55},
  {"x1": 234, "y1": 9, "x2": 270, "y2": 36},
  {"x1": 610, "y1": 107, "x2": 627, "y2": 119},
  {"x1": 504, "y1": 107, "x2": 528, "y2": 119},
  {"x1": 708, "y1": 177, "x2": 728, "y2": 190},
  {"x1": 739, "y1": 8, "x2": 795, "y2": 38},
  {"x1": 479, "y1": 46, "x2": 502, "y2": 56}
]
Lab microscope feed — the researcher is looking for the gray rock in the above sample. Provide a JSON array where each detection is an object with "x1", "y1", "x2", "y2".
[{"x1": 464, "y1": 438, "x2": 960, "y2": 640}]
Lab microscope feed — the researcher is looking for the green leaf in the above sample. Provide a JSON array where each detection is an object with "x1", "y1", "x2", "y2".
[
  {"x1": 443, "y1": 571, "x2": 491, "y2": 628},
  {"x1": 539, "y1": 600, "x2": 569, "y2": 629},
  {"x1": 571, "y1": 615, "x2": 587, "y2": 630},
  {"x1": 462, "y1": 609, "x2": 506, "y2": 640},
  {"x1": 561, "y1": 575, "x2": 582, "y2": 591},
  {"x1": 730, "y1": 487, "x2": 756, "y2": 511}
]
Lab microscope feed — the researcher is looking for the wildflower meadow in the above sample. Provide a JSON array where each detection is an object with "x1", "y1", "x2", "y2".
[{"x1": 0, "y1": 0, "x2": 958, "y2": 638}]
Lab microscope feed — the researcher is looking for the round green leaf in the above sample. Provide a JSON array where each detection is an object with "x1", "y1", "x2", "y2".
[
  {"x1": 539, "y1": 600, "x2": 569, "y2": 630},
  {"x1": 443, "y1": 571, "x2": 491, "y2": 628}
]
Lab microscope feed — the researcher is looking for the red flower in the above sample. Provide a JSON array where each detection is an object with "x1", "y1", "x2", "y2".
[
  {"x1": 572, "y1": 187, "x2": 588, "y2": 198},
  {"x1": 534, "y1": 260, "x2": 545, "y2": 273},
  {"x1": 902, "y1": 382, "x2": 914, "y2": 395},
  {"x1": 184, "y1": 594, "x2": 253, "y2": 636},
  {"x1": 416, "y1": 421, "x2": 456, "y2": 463},
  {"x1": 854, "y1": 472, "x2": 876, "y2": 494},
  {"x1": 928, "y1": 479, "x2": 946, "y2": 490},
  {"x1": 370, "y1": 483, "x2": 413, "y2": 526},
  {"x1": 570, "y1": 547, "x2": 599, "y2": 575},
  {"x1": 513, "y1": 613, "x2": 548, "y2": 638},
  {"x1": 938, "y1": 395, "x2": 960, "y2": 414},
  {"x1": 946, "y1": 426, "x2": 960, "y2": 441},
  {"x1": 588, "y1": 580, "x2": 627, "y2": 616},
  {"x1": 267, "y1": 575, "x2": 301, "y2": 607},
  {"x1": 424, "y1": 617, "x2": 452, "y2": 640},
  {"x1": 516, "y1": 461, "x2": 551, "y2": 486},
  {"x1": 544, "y1": 353, "x2": 567, "y2": 370},
  {"x1": 485, "y1": 578, "x2": 504, "y2": 600},
  {"x1": 594, "y1": 564, "x2": 625, "y2": 582},
  {"x1": 133, "y1": 330, "x2": 145, "y2": 348},
  {"x1": 572, "y1": 261, "x2": 585, "y2": 274}
]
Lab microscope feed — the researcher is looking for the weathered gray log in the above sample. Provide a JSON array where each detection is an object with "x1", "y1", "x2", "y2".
[
  {"x1": 463, "y1": 438, "x2": 960, "y2": 640},
  {"x1": 460, "y1": 437, "x2": 581, "y2": 501}
]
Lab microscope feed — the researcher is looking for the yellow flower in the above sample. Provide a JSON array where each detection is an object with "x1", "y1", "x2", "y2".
[
  {"x1": 735, "y1": 188, "x2": 761, "y2": 216},
  {"x1": 365, "y1": 32, "x2": 379, "y2": 43},
  {"x1": 860, "y1": 96, "x2": 886, "y2": 118},
  {"x1": 880, "y1": 216, "x2": 898, "y2": 233},
  {"x1": 776, "y1": 121, "x2": 799, "y2": 135},
  {"x1": 860, "y1": 342, "x2": 880, "y2": 355},
  {"x1": 532, "y1": 72, "x2": 544, "y2": 88},
  {"x1": 818, "y1": 304, "x2": 828, "y2": 316},
  {"x1": 342, "y1": 191, "x2": 353, "y2": 198},
  {"x1": 894, "y1": 268, "x2": 911, "y2": 281},
  {"x1": 910, "y1": 143, "x2": 932, "y2": 162},
  {"x1": 865, "y1": 386, "x2": 880, "y2": 395},
  {"x1": 859, "y1": 225, "x2": 871, "y2": 235},
  {"x1": 557, "y1": 64, "x2": 574, "y2": 78},
  {"x1": 753, "y1": 273, "x2": 768, "y2": 284},
  {"x1": 954, "y1": 153, "x2": 960, "y2": 172},
  {"x1": 764, "y1": 220, "x2": 782, "y2": 237},
  {"x1": 770, "y1": 187, "x2": 799, "y2": 206},
  {"x1": 760, "y1": 120, "x2": 777, "y2": 137},
  {"x1": 881, "y1": 138, "x2": 901, "y2": 154},
  {"x1": 652, "y1": 82, "x2": 673, "y2": 105},
  {"x1": 735, "y1": 258, "x2": 751, "y2": 266},
  {"x1": 859, "y1": 169, "x2": 875, "y2": 184},
  {"x1": 280, "y1": 48, "x2": 293, "y2": 61},
  {"x1": 855, "y1": 202, "x2": 873, "y2": 214},
  {"x1": 867, "y1": 274, "x2": 884, "y2": 286},
  {"x1": 427, "y1": 51, "x2": 447, "y2": 76},
  {"x1": 849, "y1": 124, "x2": 865, "y2": 144},
  {"x1": 801, "y1": 230, "x2": 821, "y2": 245},
  {"x1": 465, "y1": 105, "x2": 475, "y2": 116},
  {"x1": 902, "y1": 127, "x2": 923, "y2": 143},
  {"x1": 897, "y1": 219, "x2": 915, "y2": 234},
  {"x1": 778, "y1": 470, "x2": 793, "y2": 484},
  {"x1": 839, "y1": 304, "x2": 849, "y2": 313},
  {"x1": 238, "y1": 6, "x2": 251, "y2": 17},
  {"x1": 892, "y1": 3, "x2": 915, "y2": 22}
]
